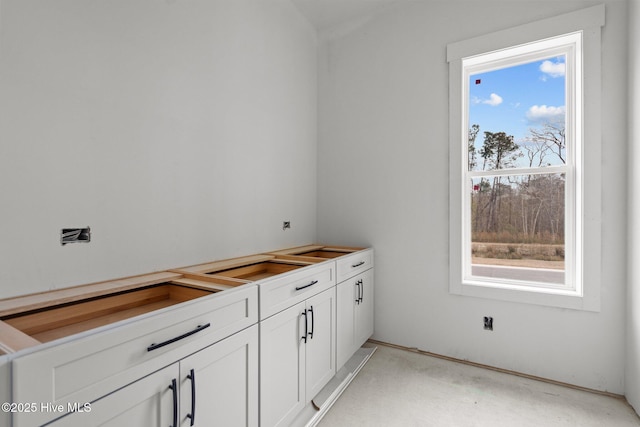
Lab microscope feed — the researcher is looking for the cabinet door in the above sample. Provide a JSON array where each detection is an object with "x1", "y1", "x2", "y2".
[
  {"x1": 179, "y1": 324, "x2": 258, "y2": 427},
  {"x1": 49, "y1": 364, "x2": 178, "y2": 427},
  {"x1": 354, "y1": 269, "x2": 374, "y2": 352},
  {"x1": 336, "y1": 269, "x2": 374, "y2": 370},
  {"x1": 260, "y1": 302, "x2": 306, "y2": 427},
  {"x1": 336, "y1": 276, "x2": 357, "y2": 370},
  {"x1": 305, "y1": 287, "x2": 336, "y2": 399}
]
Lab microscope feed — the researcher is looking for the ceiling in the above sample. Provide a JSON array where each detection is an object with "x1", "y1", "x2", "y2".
[{"x1": 290, "y1": 0, "x2": 401, "y2": 30}]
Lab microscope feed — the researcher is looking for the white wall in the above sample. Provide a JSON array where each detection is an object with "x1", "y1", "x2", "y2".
[
  {"x1": 1, "y1": 0, "x2": 635, "y2": 402},
  {"x1": 0, "y1": 0, "x2": 317, "y2": 298},
  {"x1": 627, "y1": 0, "x2": 640, "y2": 413},
  {"x1": 318, "y1": 0, "x2": 629, "y2": 393}
]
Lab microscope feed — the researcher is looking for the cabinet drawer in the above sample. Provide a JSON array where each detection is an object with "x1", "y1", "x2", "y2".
[
  {"x1": 259, "y1": 262, "x2": 334, "y2": 320},
  {"x1": 11, "y1": 284, "x2": 257, "y2": 427},
  {"x1": 336, "y1": 249, "x2": 374, "y2": 283}
]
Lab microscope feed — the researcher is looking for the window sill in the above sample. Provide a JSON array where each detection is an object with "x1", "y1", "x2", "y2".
[{"x1": 451, "y1": 280, "x2": 599, "y2": 312}]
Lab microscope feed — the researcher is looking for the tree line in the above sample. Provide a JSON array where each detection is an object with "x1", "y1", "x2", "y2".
[{"x1": 468, "y1": 122, "x2": 566, "y2": 245}]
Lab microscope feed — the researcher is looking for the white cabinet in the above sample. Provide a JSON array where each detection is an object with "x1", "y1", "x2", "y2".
[
  {"x1": 335, "y1": 249, "x2": 373, "y2": 284},
  {"x1": 179, "y1": 323, "x2": 258, "y2": 427},
  {"x1": 3, "y1": 245, "x2": 373, "y2": 427},
  {"x1": 259, "y1": 302, "x2": 305, "y2": 427},
  {"x1": 50, "y1": 324, "x2": 258, "y2": 427},
  {"x1": 337, "y1": 268, "x2": 374, "y2": 369},
  {"x1": 260, "y1": 286, "x2": 336, "y2": 427},
  {"x1": 11, "y1": 284, "x2": 258, "y2": 427},
  {"x1": 336, "y1": 249, "x2": 374, "y2": 370},
  {"x1": 48, "y1": 364, "x2": 177, "y2": 427},
  {"x1": 304, "y1": 288, "x2": 338, "y2": 400}
]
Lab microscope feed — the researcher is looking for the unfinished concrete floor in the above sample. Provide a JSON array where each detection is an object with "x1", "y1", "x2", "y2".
[{"x1": 318, "y1": 343, "x2": 640, "y2": 427}]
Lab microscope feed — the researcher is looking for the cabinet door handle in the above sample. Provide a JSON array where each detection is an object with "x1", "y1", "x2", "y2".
[
  {"x1": 309, "y1": 306, "x2": 314, "y2": 340},
  {"x1": 359, "y1": 279, "x2": 364, "y2": 303},
  {"x1": 147, "y1": 323, "x2": 211, "y2": 352},
  {"x1": 295, "y1": 280, "x2": 318, "y2": 291},
  {"x1": 187, "y1": 369, "x2": 196, "y2": 426},
  {"x1": 169, "y1": 378, "x2": 178, "y2": 427},
  {"x1": 352, "y1": 261, "x2": 365, "y2": 268},
  {"x1": 355, "y1": 280, "x2": 361, "y2": 305},
  {"x1": 301, "y1": 310, "x2": 308, "y2": 343}
]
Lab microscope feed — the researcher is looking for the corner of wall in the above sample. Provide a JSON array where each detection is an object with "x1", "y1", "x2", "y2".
[{"x1": 626, "y1": 0, "x2": 640, "y2": 416}]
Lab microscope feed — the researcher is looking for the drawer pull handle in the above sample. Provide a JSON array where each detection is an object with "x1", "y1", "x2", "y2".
[
  {"x1": 147, "y1": 323, "x2": 211, "y2": 352},
  {"x1": 295, "y1": 280, "x2": 318, "y2": 291},
  {"x1": 352, "y1": 261, "x2": 365, "y2": 268},
  {"x1": 169, "y1": 378, "x2": 178, "y2": 427},
  {"x1": 301, "y1": 310, "x2": 308, "y2": 343},
  {"x1": 187, "y1": 369, "x2": 196, "y2": 426}
]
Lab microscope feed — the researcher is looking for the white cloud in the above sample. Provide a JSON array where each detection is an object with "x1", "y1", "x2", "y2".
[
  {"x1": 540, "y1": 60, "x2": 565, "y2": 78},
  {"x1": 526, "y1": 105, "x2": 566, "y2": 122},
  {"x1": 482, "y1": 93, "x2": 503, "y2": 106}
]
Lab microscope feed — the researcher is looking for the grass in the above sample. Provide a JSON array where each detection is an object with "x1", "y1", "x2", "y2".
[
  {"x1": 472, "y1": 231, "x2": 564, "y2": 245},
  {"x1": 471, "y1": 240, "x2": 565, "y2": 262}
]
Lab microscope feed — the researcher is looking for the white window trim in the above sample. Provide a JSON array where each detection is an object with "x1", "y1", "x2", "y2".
[
  {"x1": 463, "y1": 33, "x2": 579, "y2": 293},
  {"x1": 447, "y1": 5, "x2": 604, "y2": 311}
]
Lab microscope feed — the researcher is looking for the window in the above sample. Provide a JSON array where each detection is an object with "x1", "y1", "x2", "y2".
[
  {"x1": 447, "y1": 6, "x2": 604, "y2": 310},
  {"x1": 464, "y1": 33, "x2": 579, "y2": 293}
]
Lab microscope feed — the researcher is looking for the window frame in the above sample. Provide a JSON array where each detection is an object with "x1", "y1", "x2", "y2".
[
  {"x1": 447, "y1": 5, "x2": 604, "y2": 311},
  {"x1": 462, "y1": 33, "x2": 579, "y2": 294}
]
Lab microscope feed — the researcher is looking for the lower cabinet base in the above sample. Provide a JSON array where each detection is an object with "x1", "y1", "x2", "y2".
[{"x1": 289, "y1": 345, "x2": 377, "y2": 427}]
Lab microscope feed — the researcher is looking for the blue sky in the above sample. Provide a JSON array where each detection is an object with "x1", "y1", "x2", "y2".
[{"x1": 468, "y1": 56, "x2": 566, "y2": 169}]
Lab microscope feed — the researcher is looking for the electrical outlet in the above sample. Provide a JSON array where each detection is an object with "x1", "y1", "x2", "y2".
[
  {"x1": 282, "y1": 221, "x2": 291, "y2": 230},
  {"x1": 483, "y1": 316, "x2": 493, "y2": 331}
]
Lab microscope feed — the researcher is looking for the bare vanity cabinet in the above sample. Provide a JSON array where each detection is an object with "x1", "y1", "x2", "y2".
[
  {"x1": 258, "y1": 261, "x2": 337, "y2": 427},
  {"x1": 1, "y1": 273, "x2": 258, "y2": 427},
  {"x1": 177, "y1": 253, "x2": 339, "y2": 427},
  {"x1": 0, "y1": 244, "x2": 373, "y2": 427},
  {"x1": 268, "y1": 245, "x2": 375, "y2": 371},
  {"x1": 335, "y1": 251, "x2": 374, "y2": 369}
]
